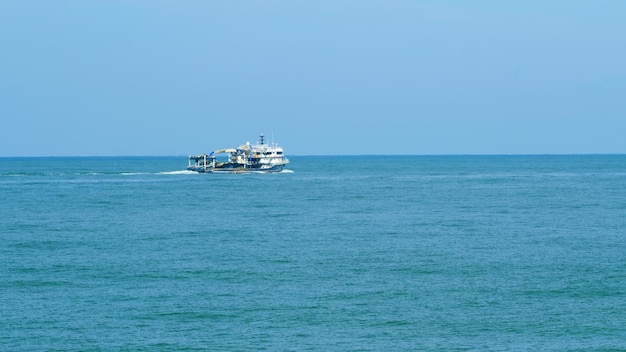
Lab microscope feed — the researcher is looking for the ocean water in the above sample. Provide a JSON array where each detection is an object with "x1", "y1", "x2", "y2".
[{"x1": 1, "y1": 155, "x2": 625, "y2": 351}]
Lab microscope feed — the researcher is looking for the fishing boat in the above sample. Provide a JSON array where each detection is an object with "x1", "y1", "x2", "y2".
[{"x1": 188, "y1": 134, "x2": 289, "y2": 173}]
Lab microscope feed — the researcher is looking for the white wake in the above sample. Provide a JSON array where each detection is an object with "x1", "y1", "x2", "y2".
[{"x1": 159, "y1": 170, "x2": 198, "y2": 175}]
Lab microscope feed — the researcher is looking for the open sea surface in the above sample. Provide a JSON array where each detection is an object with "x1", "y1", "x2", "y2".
[{"x1": 1, "y1": 155, "x2": 625, "y2": 351}]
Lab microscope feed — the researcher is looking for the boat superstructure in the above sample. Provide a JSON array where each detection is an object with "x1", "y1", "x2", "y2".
[{"x1": 188, "y1": 134, "x2": 289, "y2": 173}]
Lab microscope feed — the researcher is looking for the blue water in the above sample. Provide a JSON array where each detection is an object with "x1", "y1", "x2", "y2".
[{"x1": 1, "y1": 155, "x2": 625, "y2": 351}]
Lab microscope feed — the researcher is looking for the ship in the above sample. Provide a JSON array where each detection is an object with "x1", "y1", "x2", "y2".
[{"x1": 187, "y1": 134, "x2": 289, "y2": 173}]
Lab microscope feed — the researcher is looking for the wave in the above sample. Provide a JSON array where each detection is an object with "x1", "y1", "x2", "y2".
[
  {"x1": 2, "y1": 169, "x2": 289, "y2": 178},
  {"x1": 158, "y1": 169, "x2": 293, "y2": 175}
]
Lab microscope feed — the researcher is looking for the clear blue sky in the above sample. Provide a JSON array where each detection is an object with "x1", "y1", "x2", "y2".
[{"x1": 1, "y1": 1, "x2": 625, "y2": 156}]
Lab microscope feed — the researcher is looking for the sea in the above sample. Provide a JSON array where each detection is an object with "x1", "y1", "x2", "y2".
[{"x1": 1, "y1": 155, "x2": 625, "y2": 351}]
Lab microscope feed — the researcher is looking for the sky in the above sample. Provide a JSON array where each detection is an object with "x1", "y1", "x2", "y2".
[{"x1": 1, "y1": 1, "x2": 625, "y2": 156}]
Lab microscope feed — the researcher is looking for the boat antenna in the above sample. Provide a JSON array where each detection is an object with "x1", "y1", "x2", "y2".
[{"x1": 260, "y1": 133, "x2": 265, "y2": 145}]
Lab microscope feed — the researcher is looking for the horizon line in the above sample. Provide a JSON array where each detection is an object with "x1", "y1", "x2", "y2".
[{"x1": 1, "y1": 153, "x2": 625, "y2": 158}]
